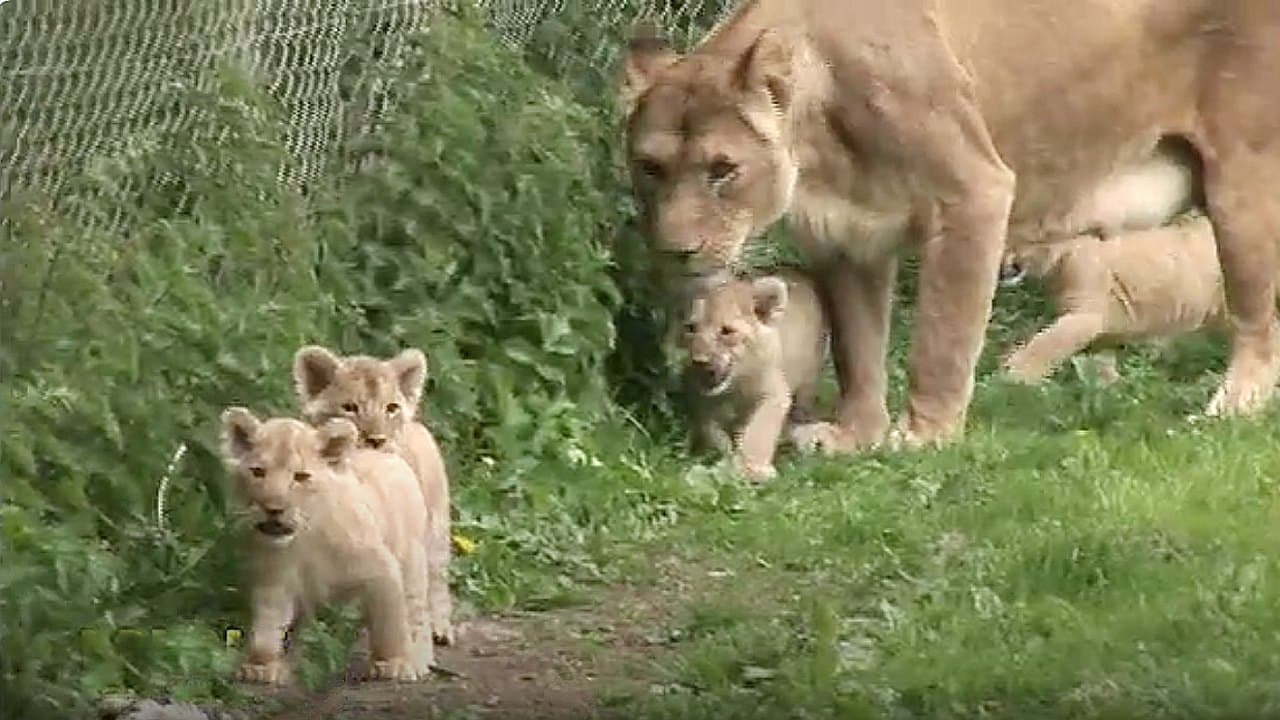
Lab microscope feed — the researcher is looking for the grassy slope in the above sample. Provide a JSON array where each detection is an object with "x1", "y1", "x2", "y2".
[{"x1": 448, "y1": 287, "x2": 1280, "y2": 720}]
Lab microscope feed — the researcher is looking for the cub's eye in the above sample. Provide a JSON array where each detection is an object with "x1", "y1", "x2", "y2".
[
  {"x1": 293, "y1": 471, "x2": 311, "y2": 483},
  {"x1": 720, "y1": 325, "x2": 736, "y2": 338},
  {"x1": 249, "y1": 467, "x2": 266, "y2": 478},
  {"x1": 684, "y1": 322, "x2": 698, "y2": 334},
  {"x1": 386, "y1": 402, "x2": 401, "y2": 415},
  {"x1": 708, "y1": 159, "x2": 738, "y2": 184},
  {"x1": 340, "y1": 402, "x2": 358, "y2": 414}
]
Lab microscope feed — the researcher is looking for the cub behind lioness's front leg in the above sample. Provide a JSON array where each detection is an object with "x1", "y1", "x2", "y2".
[
  {"x1": 219, "y1": 409, "x2": 432, "y2": 684},
  {"x1": 679, "y1": 268, "x2": 828, "y2": 480},
  {"x1": 292, "y1": 345, "x2": 455, "y2": 646}
]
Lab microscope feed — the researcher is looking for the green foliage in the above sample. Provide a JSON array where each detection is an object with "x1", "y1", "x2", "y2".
[{"x1": 0, "y1": 8, "x2": 626, "y2": 715}]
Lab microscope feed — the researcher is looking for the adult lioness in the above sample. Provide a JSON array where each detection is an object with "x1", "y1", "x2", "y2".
[{"x1": 619, "y1": 0, "x2": 1280, "y2": 451}]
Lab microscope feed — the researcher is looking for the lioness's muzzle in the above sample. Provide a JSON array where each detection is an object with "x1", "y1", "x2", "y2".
[{"x1": 255, "y1": 519, "x2": 295, "y2": 537}]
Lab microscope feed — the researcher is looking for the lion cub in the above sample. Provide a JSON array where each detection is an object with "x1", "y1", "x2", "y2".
[
  {"x1": 292, "y1": 345, "x2": 455, "y2": 645},
  {"x1": 219, "y1": 408, "x2": 432, "y2": 684},
  {"x1": 1001, "y1": 213, "x2": 1230, "y2": 383},
  {"x1": 679, "y1": 269, "x2": 828, "y2": 480}
]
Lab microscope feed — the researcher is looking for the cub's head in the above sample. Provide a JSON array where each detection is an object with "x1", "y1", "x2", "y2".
[
  {"x1": 680, "y1": 275, "x2": 789, "y2": 396},
  {"x1": 618, "y1": 25, "x2": 802, "y2": 277},
  {"x1": 219, "y1": 408, "x2": 359, "y2": 546},
  {"x1": 292, "y1": 346, "x2": 427, "y2": 453}
]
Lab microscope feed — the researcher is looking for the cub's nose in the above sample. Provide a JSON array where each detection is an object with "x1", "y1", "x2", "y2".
[
  {"x1": 365, "y1": 435, "x2": 388, "y2": 449},
  {"x1": 691, "y1": 362, "x2": 729, "y2": 392},
  {"x1": 264, "y1": 507, "x2": 284, "y2": 518}
]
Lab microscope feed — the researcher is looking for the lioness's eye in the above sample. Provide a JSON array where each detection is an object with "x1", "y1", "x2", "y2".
[
  {"x1": 386, "y1": 402, "x2": 401, "y2": 415},
  {"x1": 249, "y1": 467, "x2": 266, "y2": 478},
  {"x1": 684, "y1": 322, "x2": 697, "y2": 334},
  {"x1": 720, "y1": 326, "x2": 735, "y2": 337},
  {"x1": 636, "y1": 158, "x2": 663, "y2": 180},
  {"x1": 293, "y1": 471, "x2": 310, "y2": 483},
  {"x1": 708, "y1": 159, "x2": 738, "y2": 184},
  {"x1": 341, "y1": 402, "x2": 358, "y2": 413}
]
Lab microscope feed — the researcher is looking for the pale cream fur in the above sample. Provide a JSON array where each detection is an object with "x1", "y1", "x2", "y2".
[
  {"x1": 1002, "y1": 213, "x2": 1234, "y2": 383},
  {"x1": 680, "y1": 268, "x2": 828, "y2": 480},
  {"x1": 619, "y1": 0, "x2": 1280, "y2": 453},
  {"x1": 292, "y1": 345, "x2": 455, "y2": 645},
  {"x1": 219, "y1": 409, "x2": 432, "y2": 685}
]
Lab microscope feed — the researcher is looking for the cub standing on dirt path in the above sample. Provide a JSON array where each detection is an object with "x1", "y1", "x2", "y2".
[
  {"x1": 618, "y1": 0, "x2": 1280, "y2": 453},
  {"x1": 1000, "y1": 213, "x2": 1232, "y2": 384},
  {"x1": 292, "y1": 345, "x2": 455, "y2": 646},
  {"x1": 680, "y1": 268, "x2": 828, "y2": 480},
  {"x1": 219, "y1": 408, "x2": 433, "y2": 685}
]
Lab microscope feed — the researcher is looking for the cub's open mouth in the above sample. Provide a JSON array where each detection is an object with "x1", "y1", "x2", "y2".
[{"x1": 255, "y1": 519, "x2": 295, "y2": 537}]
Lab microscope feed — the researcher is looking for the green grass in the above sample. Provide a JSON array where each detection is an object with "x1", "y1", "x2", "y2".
[{"x1": 445, "y1": 296, "x2": 1280, "y2": 720}]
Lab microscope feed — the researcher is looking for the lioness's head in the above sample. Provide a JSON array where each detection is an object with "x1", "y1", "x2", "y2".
[
  {"x1": 292, "y1": 346, "x2": 427, "y2": 453},
  {"x1": 220, "y1": 408, "x2": 359, "y2": 546},
  {"x1": 618, "y1": 25, "x2": 802, "y2": 277},
  {"x1": 681, "y1": 275, "x2": 789, "y2": 396}
]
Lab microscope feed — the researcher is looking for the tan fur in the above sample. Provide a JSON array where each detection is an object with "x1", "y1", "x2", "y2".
[
  {"x1": 219, "y1": 409, "x2": 432, "y2": 685},
  {"x1": 1002, "y1": 214, "x2": 1235, "y2": 383},
  {"x1": 292, "y1": 345, "x2": 455, "y2": 645},
  {"x1": 619, "y1": 0, "x2": 1280, "y2": 452},
  {"x1": 680, "y1": 268, "x2": 828, "y2": 479}
]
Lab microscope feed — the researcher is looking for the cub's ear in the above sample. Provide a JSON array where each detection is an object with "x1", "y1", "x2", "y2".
[
  {"x1": 388, "y1": 348, "x2": 428, "y2": 409},
  {"x1": 220, "y1": 406, "x2": 260, "y2": 465},
  {"x1": 294, "y1": 345, "x2": 341, "y2": 402},
  {"x1": 317, "y1": 418, "x2": 358, "y2": 465},
  {"x1": 750, "y1": 276, "x2": 790, "y2": 324},
  {"x1": 617, "y1": 20, "x2": 678, "y2": 116},
  {"x1": 734, "y1": 28, "x2": 794, "y2": 114}
]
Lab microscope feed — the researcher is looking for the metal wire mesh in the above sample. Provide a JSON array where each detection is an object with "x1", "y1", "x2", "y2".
[{"x1": 0, "y1": 0, "x2": 738, "y2": 229}]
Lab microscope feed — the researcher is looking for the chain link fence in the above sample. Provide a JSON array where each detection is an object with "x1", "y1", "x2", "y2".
[{"x1": 0, "y1": 0, "x2": 736, "y2": 229}]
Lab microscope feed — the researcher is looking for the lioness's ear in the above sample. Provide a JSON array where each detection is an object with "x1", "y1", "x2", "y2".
[
  {"x1": 750, "y1": 277, "x2": 789, "y2": 324},
  {"x1": 617, "y1": 21, "x2": 677, "y2": 116},
  {"x1": 294, "y1": 345, "x2": 341, "y2": 402},
  {"x1": 388, "y1": 348, "x2": 427, "y2": 408},
  {"x1": 735, "y1": 29, "x2": 794, "y2": 114},
  {"x1": 220, "y1": 406, "x2": 260, "y2": 465},
  {"x1": 317, "y1": 418, "x2": 358, "y2": 465}
]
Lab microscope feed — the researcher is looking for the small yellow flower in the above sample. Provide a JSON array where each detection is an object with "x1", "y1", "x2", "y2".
[{"x1": 452, "y1": 533, "x2": 477, "y2": 555}]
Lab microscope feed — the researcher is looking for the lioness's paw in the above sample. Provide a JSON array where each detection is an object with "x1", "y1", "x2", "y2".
[
  {"x1": 887, "y1": 415, "x2": 957, "y2": 451},
  {"x1": 370, "y1": 657, "x2": 422, "y2": 682},
  {"x1": 789, "y1": 421, "x2": 876, "y2": 455},
  {"x1": 732, "y1": 456, "x2": 776, "y2": 483},
  {"x1": 238, "y1": 658, "x2": 291, "y2": 685},
  {"x1": 1205, "y1": 375, "x2": 1276, "y2": 418}
]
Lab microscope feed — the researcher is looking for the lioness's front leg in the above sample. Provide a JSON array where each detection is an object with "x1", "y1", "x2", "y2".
[
  {"x1": 240, "y1": 582, "x2": 295, "y2": 685},
  {"x1": 734, "y1": 381, "x2": 792, "y2": 481},
  {"x1": 793, "y1": 251, "x2": 896, "y2": 454}
]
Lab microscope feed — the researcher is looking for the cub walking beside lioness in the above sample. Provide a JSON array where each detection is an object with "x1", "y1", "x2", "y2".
[
  {"x1": 1001, "y1": 213, "x2": 1238, "y2": 384},
  {"x1": 292, "y1": 345, "x2": 456, "y2": 646},
  {"x1": 679, "y1": 268, "x2": 828, "y2": 480}
]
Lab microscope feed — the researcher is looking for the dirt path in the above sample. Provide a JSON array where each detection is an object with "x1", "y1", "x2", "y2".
[{"x1": 246, "y1": 566, "x2": 697, "y2": 720}]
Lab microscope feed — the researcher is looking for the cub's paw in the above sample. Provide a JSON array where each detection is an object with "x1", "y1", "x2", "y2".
[
  {"x1": 238, "y1": 658, "x2": 291, "y2": 685},
  {"x1": 370, "y1": 657, "x2": 422, "y2": 682}
]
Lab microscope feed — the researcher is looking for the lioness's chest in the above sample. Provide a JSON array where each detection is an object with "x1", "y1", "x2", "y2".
[{"x1": 786, "y1": 184, "x2": 913, "y2": 263}]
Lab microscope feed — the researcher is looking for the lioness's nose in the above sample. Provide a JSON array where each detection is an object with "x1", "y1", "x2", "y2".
[{"x1": 365, "y1": 435, "x2": 387, "y2": 449}]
